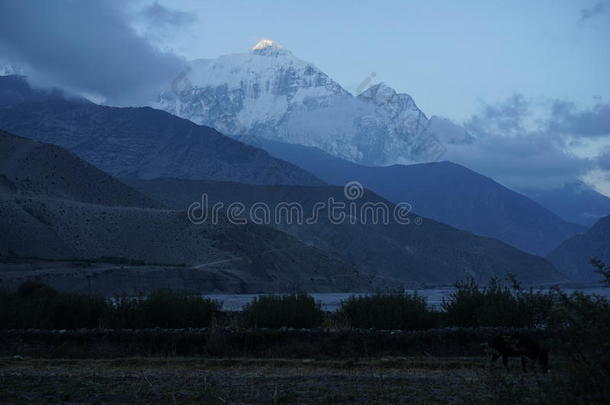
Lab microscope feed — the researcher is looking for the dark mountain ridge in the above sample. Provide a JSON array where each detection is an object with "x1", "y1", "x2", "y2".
[
  {"x1": 128, "y1": 177, "x2": 567, "y2": 285},
  {"x1": 547, "y1": 215, "x2": 610, "y2": 281},
  {"x1": 251, "y1": 138, "x2": 585, "y2": 256},
  {"x1": 523, "y1": 181, "x2": 610, "y2": 227}
]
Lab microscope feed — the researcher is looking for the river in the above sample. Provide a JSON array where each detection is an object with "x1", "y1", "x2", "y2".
[{"x1": 206, "y1": 286, "x2": 610, "y2": 311}]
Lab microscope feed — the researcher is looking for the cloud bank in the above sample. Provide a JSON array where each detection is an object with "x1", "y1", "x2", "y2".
[
  {"x1": 443, "y1": 95, "x2": 609, "y2": 192},
  {"x1": 580, "y1": 2, "x2": 608, "y2": 22},
  {"x1": 140, "y1": 1, "x2": 196, "y2": 28},
  {"x1": 550, "y1": 101, "x2": 610, "y2": 136},
  {"x1": 0, "y1": 0, "x2": 187, "y2": 105}
]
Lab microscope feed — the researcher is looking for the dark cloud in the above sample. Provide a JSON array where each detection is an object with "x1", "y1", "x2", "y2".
[
  {"x1": 580, "y1": 2, "x2": 607, "y2": 22},
  {"x1": 0, "y1": 0, "x2": 187, "y2": 105},
  {"x1": 444, "y1": 95, "x2": 595, "y2": 190},
  {"x1": 550, "y1": 101, "x2": 610, "y2": 136},
  {"x1": 445, "y1": 131, "x2": 592, "y2": 190},
  {"x1": 136, "y1": 1, "x2": 197, "y2": 50},
  {"x1": 466, "y1": 94, "x2": 530, "y2": 136},
  {"x1": 140, "y1": 1, "x2": 196, "y2": 28}
]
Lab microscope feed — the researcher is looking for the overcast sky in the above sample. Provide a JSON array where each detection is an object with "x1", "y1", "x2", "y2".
[{"x1": 0, "y1": 0, "x2": 609, "y2": 195}]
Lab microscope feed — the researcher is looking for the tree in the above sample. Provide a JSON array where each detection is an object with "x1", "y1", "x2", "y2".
[{"x1": 591, "y1": 257, "x2": 610, "y2": 286}]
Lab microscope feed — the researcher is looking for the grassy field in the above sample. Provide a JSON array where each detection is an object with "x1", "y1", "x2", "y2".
[{"x1": 0, "y1": 356, "x2": 556, "y2": 404}]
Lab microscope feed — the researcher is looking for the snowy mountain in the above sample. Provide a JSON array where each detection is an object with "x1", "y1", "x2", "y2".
[
  {"x1": 157, "y1": 39, "x2": 456, "y2": 165},
  {"x1": 0, "y1": 76, "x2": 324, "y2": 186},
  {"x1": 424, "y1": 116, "x2": 475, "y2": 145},
  {"x1": 0, "y1": 64, "x2": 24, "y2": 77}
]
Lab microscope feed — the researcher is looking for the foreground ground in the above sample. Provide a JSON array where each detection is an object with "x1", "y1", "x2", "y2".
[{"x1": 0, "y1": 356, "x2": 556, "y2": 404}]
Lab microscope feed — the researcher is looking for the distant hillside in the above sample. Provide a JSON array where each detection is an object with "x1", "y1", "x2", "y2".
[
  {"x1": 0, "y1": 130, "x2": 161, "y2": 208},
  {"x1": 128, "y1": 177, "x2": 567, "y2": 285},
  {"x1": 0, "y1": 75, "x2": 324, "y2": 186},
  {"x1": 0, "y1": 131, "x2": 364, "y2": 293},
  {"x1": 523, "y1": 181, "x2": 610, "y2": 227},
  {"x1": 547, "y1": 215, "x2": 610, "y2": 281},
  {"x1": 252, "y1": 138, "x2": 584, "y2": 256}
]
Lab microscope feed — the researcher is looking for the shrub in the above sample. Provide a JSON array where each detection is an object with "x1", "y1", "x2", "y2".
[
  {"x1": 0, "y1": 284, "x2": 220, "y2": 330},
  {"x1": 442, "y1": 277, "x2": 555, "y2": 328},
  {"x1": 513, "y1": 286, "x2": 556, "y2": 327},
  {"x1": 104, "y1": 290, "x2": 221, "y2": 329},
  {"x1": 242, "y1": 294, "x2": 324, "y2": 329},
  {"x1": 340, "y1": 292, "x2": 439, "y2": 330},
  {"x1": 542, "y1": 291, "x2": 610, "y2": 403},
  {"x1": 591, "y1": 257, "x2": 610, "y2": 286},
  {"x1": 0, "y1": 291, "x2": 19, "y2": 328},
  {"x1": 0, "y1": 283, "x2": 106, "y2": 329},
  {"x1": 102, "y1": 294, "x2": 145, "y2": 329},
  {"x1": 16, "y1": 281, "x2": 57, "y2": 298}
]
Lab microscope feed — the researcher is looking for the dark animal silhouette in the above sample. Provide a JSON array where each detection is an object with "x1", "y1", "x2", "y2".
[{"x1": 490, "y1": 334, "x2": 549, "y2": 372}]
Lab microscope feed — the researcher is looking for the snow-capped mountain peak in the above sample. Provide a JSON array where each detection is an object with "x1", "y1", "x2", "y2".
[
  {"x1": 0, "y1": 64, "x2": 25, "y2": 77},
  {"x1": 356, "y1": 82, "x2": 429, "y2": 141},
  {"x1": 157, "y1": 42, "x2": 461, "y2": 165},
  {"x1": 359, "y1": 83, "x2": 414, "y2": 107},
  {"x1": 251, "y1": 39, "x2": 290, "y2": 56},
  {"x1": 252, "y1": 39, "x2": 282, "y2": 50}
]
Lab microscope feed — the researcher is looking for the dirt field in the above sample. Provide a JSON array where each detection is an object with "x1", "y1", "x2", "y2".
[{"x1": 0, "y1": 356, "x2": 554, "y2": 404}]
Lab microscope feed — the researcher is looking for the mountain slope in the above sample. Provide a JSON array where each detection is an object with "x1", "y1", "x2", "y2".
[
  {"x1": 0, "y1": 130, "x2": 363, "y2": 293},
  {"x1": 128, "y1": 177, "x2": 566, "y2": 285},
  {"x1": 547, "y1": 215, "x2": 610, "y2": 281},
  {"x1": 246, "y1": 138, "x2": 584, "y2": 256},
  {"x1": 523, "y1": 181, "x2": 610, "y2": 227},
  {"x1": 0, "y1": 76, "x2": 323, "y2": 186},
  {"x1": 0, "y1": 75, "x2": 86, "y2": 105},
  {"x1": 157, "y1": 40, "x2": 451, "y2": 165},
  {"x1": 0, "y1": 129, "x2": 161, "y2": 208}
]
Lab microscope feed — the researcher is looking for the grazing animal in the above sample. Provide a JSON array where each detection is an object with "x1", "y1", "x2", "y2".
[{"x1": 490, "y1": 334, "x2": 549, "y2": 372}]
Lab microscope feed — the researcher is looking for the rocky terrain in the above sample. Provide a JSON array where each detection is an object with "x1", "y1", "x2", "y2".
[
  {"x1": 0, "y1": 129, "x2": 161, "y2": 208},
  {"x1": 0, "y1": 131, "x2": 365, "y2": 294}
]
